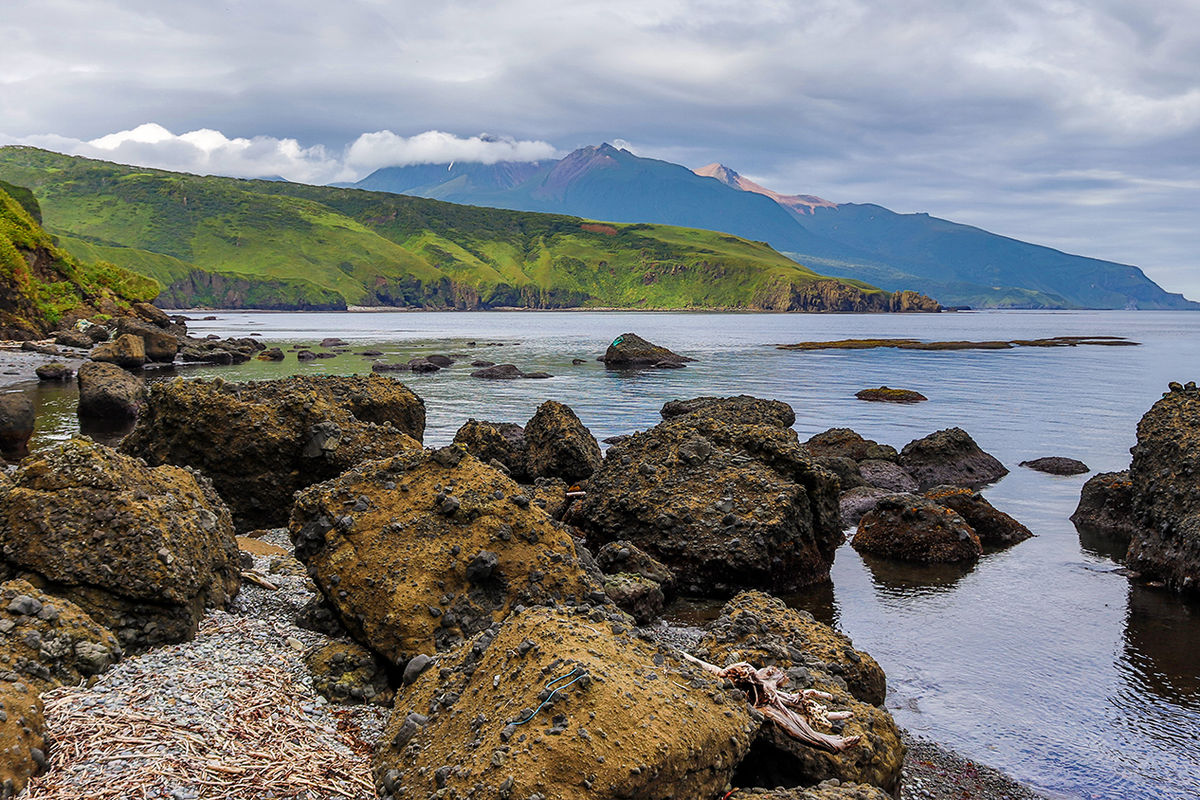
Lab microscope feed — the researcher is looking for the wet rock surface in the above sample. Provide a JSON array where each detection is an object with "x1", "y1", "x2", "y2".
[
  {"x1": 922, "y1": 486, "x2": 1032, "y2": 547},
  {"x1": 602, "y1": 332, "x2": 695, "y2": 367},
  {"x1": 853, "y1": 494, "x2": 982, "y2": 563},
  {"x1": 375, "y1": 604, "x2": 759, "y2": 800},
  {"x1": 289, "y1": 446, "x2": 601, "y2": 667},
  {"x1": 0, "y1": 438, "x2": 241, "y2": 648},
  {"x1": 1019, "y1": 456, "x2": 1090, "y2": 475},
  {"x1": 523, "y1": 400, "x2": 602, "y2": 483},
  {"x1": 121, "y1": 374, "x2": 425, "y2": 530},
  {"x1": 576, "y1": 396, "x2": 842, "y2": 596},
  {"x1": 898, "y1": 428, "x2": 1007, "y2": 490},
  {"x1": 601, "y1": 572, "x2": 665, "y2": 623}
]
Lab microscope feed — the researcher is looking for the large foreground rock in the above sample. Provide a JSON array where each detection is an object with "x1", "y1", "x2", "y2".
[
  {"x1": 1125, "y1": 384, "x2": 1200, "y2": 593},
  {"x1": 602, "y1": 332, "x2": 694, "y2": 367},
  {"x1": 122, "y1": 374, "x2": 425, "y2": 530},
  {"x1": 852, "y1": 494, "x2": 982, "y2": 563},
  {"x1": 76, "y1": 362, "x2": 145, "y2": 422},
  {"x1": 523, "y1": 400, "x2": 602, "y2": 482},
  {"x1": 574, "y1": 396, "x2": 842, "y2": 596},
  {"x1": 0, "y1": 439, "x2": 241, "y2": 648},
  {"x1": 375, "y1": 605, "x2": 759, "y2": 800},
  {"x1": 289, "y1": 446, "x2": 601, "y2": 667},
  {"x1": 898, "y1": 427, "x2": 1007, "y2": 490},
  {"x1": 696, "y1": 594, "x2": 903, "y2": 793}
]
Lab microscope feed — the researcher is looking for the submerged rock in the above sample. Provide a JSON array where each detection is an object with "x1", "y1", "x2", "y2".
[
  {"x1": 898, "y1": 427, "x2": 1007, "y2": 490},
  {"x1": 289, "y1": 446, "x2": 601, "y2": 667},
  {"x1": 374, "y1": 605, "x2": 758, "y2": 800},
  {"x1": 602, "y1": 332, "x2": 694, "y2": 367},
  {"x1": 1020, "y1": 456, "x2": 1090, "y2": 476},
  {"x1": 121, "y1": 374, "x2": 425, "y2": 530},
  {"x1": 0, "y1": 438, "x2": 241, "y2": 648},
  {"x1": 575, "y1": 396, "x2": 842, "y2": 596},
  {"x1": 852, "y1": 494, "x2": 982, "y2": 563}
]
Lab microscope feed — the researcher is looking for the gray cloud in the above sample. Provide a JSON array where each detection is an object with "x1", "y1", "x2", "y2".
[{"x1": 1, "y1": 0, "x2": 1196, "y2": 296}]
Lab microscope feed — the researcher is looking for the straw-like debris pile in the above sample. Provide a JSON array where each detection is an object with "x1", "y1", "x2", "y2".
[{"x1": 24, "y1": 613, "x2": 381, "y2": 800}]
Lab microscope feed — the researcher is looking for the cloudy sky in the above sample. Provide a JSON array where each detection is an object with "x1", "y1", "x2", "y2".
[{"x1": 3, "y1": 0, "x2": 1197, "y2": 297}]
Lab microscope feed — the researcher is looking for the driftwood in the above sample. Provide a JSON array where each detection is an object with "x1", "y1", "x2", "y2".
[{"x1": 682, "y1": 652, "x2": 861, "y2": 753}]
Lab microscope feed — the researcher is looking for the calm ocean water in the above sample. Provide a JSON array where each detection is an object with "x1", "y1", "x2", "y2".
[{"x1": 16, "y1": 309, "x2": 1200, "y2": 800}]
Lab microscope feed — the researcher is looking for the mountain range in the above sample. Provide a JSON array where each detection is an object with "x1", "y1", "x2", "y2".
[
  {"x1": 355, "y1": 143, "x2": 1197, "y2": 310},
  {"x1": 0, "y1": 146, "x2": 932, "y2": 313}
]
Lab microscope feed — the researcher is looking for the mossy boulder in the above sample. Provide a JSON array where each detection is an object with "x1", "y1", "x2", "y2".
[
  {"x1": 852, "y1": 494, "x2": 982, "y2": 563},
  {"x1": 594, "y1": 540, "x2": 677, "y2": 597},
  {"x1": 289, "y1": 446, "x2": 602, "y2": 667},
  {"x1": 898, "y1": 427, "x2": 1007, "y2": 490},
  {"x1": 374, "y1": 605, "x2": 759, "y2": 800},
  {"x1": 0, "y1": 579, "x2": 122, "y2": 690},
  {"x1": 121, "y1": 374, "x2": 425, "y2": 531},
  {"x1": 697, "y1": 591, "x2": 887, "y2": 707},
  {"x1": 523, "y1": 400, "x2": 602, "y2": 483},
  {"x1": 0, "y1": 438, "x2": 241, "y2": 648},
  {"x1": 854, "y1": 386, "x2": 927, "y2": 404},
  {"x1": 34, "y1": 363, "x2": 71, "y2": 382},
  {"x1": 601, "y1": 573, "x2": 665, "y2": 623},
  {"x1": 923, "y1": 485, "x2": 1032, "y2": 547},
  {"x1": 575, "y1": 396, "x2": 842, "y2": 597}
]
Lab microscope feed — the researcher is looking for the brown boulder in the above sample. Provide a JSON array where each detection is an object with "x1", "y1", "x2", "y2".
[
  {"x1": 34, "y1": 363, "x2": 71, "y2": 382},
  {"x1": 89, "y1": 333, "x2": 146, "y2": 369},
  {"x1": 121, "y1": 374, "x2": 425, "y2": 531},
  {"x1": 898, "y1": 427, "x2": 1007, "y2": 490},
  {"x1": 854, "y1": 386, "x2": 927, "y2": 404},
  {"x1": 602, "y1": 332, "x2": 694, "y2": 367},
  {"x1": 923, "y1": 485, "x2": 1033, "y2": 546},
  {"x1": 575, "y1": 396, "x2": 842, "y2": 597},
  {"x1": 0, "y1": 395, "x2": 34, "y2": 461},
  {"x1": 76, "y1": 361, "x2": 145, "y2": 422},
  {"x1": 115, "y1": 317, "x2": 180, "y2": 363},
  {"x1": 0, "y1": 438, "x2": 241, "y2": 648},
  {"x1": 52, "y1": 329, "x2": 92, "y2": 349},
  {"x1": 804, "y1": 429, "x2": 898, "y2": 463},
  {"x1": 1070, "y1": 470, "x2": 1138, "y2": 545},
  {"x1": 523, "y1": 400, "x2": 602, "y2": 483},
  {"x1": 452, "y1": 419, "x2": 529, "y2": 480},
  {"x1": 375, "y1": 605, "x2": 758, "y2": 800},
  {"x1": 852, "y1": 494, "x2": 982, "y2": 563},
  {"x1": 289, "y1": 446, "x2": 601, "y2": 667}
]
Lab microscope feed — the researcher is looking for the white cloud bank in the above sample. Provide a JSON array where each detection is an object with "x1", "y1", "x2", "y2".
[{"x1": 0, "y1": 124, "x2": 560, "y2": 184}]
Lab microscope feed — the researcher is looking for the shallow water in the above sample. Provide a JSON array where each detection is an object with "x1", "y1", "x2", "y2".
[{"x1": 9, "y1": 308, "x2": 1200, "y2": 800}]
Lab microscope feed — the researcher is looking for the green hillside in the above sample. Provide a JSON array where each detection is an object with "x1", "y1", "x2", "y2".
[
  {"x1": 0, "y1": 146, "x2": 919, "y2": 312},
  {"x1": 0, "y1": 183, "x2": 158, "y2": 337}
]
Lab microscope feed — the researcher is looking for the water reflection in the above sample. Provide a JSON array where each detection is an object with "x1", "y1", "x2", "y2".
[
  {"x1": 1076, "y1": 522, "x2": 1133, "y2": 563},
  {"x1": 1121, "y1": 585, "x2": 1200, "y2": 705},
  {"x1": 856, "y1": 551, "x2": 977, "y2": 597}
]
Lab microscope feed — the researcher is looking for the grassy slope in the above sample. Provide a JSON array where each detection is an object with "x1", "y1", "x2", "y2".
[
  {"x1": 0, "y1": 147, "x2": 891, "y2": 310},
  {"x1": 0, "y1": 184, "x2": 157, "y2": 335}
]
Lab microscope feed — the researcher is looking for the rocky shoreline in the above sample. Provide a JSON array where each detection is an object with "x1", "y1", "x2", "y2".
[{"x1": 0, "y1": 326, "x2": 1123, "y2": 800}]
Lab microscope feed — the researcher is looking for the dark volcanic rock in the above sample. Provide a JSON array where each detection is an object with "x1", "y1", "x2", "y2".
[
  {"x1": 374, "y1": 605, "x2": 758, "y2": 800},
  {"x1": 857, "y1": 459, "x2": 918, "y2": 492},
  {"x1": 853, "y1": 494, "x2": 982, "y2": 563},
  {"x1": 371, "y1": 361, "x2": 409, "y2": 373},
  {"x1": 1071, "y1": 471, "x2": 1139, "y2": 545},
  {"x1": 816, "y1": 456, "x2": 865, "y2": 491},
  {"x1": 452, "y1": 419, "x2": 529, "y2": 481},
  {"x1": 121, "y1": 374, "x2": 425, "y2": 531},
  {"x1": 574, "y1": 395, "x2": 842, "y2": 596},
  {"x1": 0, "y1": 438, "x2": 241, "y2": 649},
  {"x1": 1125, "y1": 384, "x2": 1200, "y2": 593},
  {"x1": 296, "y1": 349, "x2": 317, "y2": 361},
  {"x1": 289, "y1": 447, "x2": 600, "y2": 666},
  {"x1": 923, "y1": 485, "x2": 1032, "y2": 546},
  {"x1": 804, "y1": 429, "x2": 898, "y2": 463},
  {"x1": 0, "y1": 394, "x2": 34, "y2": 461},
  {"x1": 1020, "y1": 456, "x2": 1090, "y2": 475},
  {"x1": 839, "y1": 486, "x2": 890, "y2": 528},
  {"x1": 470, "y1": 363, "x2": 522, "y2": 379},
  {"x1": 662, "y1": 395, "x2": 795, "y2": 428},
  {"x1": 424, "y1": 354, "x2": 453, "y2": 368},
  {"x1": 76, "y1": 362, "x2": 145, "y2": 422},
  {"x1": 523, "y1": 400, "x2": 602, "y2": 482},
  {"x1": 407, "y1": 357, "x2": 441, "y2": 373},
  {"x1": 898, "y1": 427, "x2": 1007, "y2": 490},
  {"x1": 304, "y1": 640, "x2": 392, "y2": 706},
  {"x1": 602, "y1": 332, "x2": 694, "y2": 367}
]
